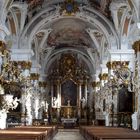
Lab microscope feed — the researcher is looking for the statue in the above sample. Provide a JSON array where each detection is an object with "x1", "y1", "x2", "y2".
[
  {"x1": 81, "y1": 97, "x2": 86, "y2": 109},
  {"x1": 12, "y1": 97, "x2": 20, "y2": 109},
  {"x1": 67, "y1": 100, "x2": 70, "y2": 106},
  {"x1": 45, "y1": 101, "x2": 49, "y2": 112},
  {"x1": 52, "y1": 97, "x2": 58, "y2": 108}
]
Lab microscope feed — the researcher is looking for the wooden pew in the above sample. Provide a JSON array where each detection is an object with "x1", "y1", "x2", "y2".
[
  {"x1": 9, "y1": 125, "x2": 58, "y2": 139},
  {"x1": 15, "y1": 125, "x2": 58, "y2": 137},
  {"x1": 0, "y1": 130, "x2": 45, "y2": 140},
  {"x1": 80, "y1": 126, "x2": 140, "y2": 140},
  {"x1": 0, "y1": 125, "x2": 58, "y2": 140}
]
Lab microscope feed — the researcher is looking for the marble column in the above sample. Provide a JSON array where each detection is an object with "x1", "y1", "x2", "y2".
[
  {"x1": 84, "y1": 81, "x2": 88, "y2": 104},
  {"x1": 77, "y1": 82, "x2": 82, "y2": 118},
  {"x1": 30, "y1": 73, "x2": 40, "y2": 120},
  {"x1": 106, "y1": 61, "x2": 114, "y2": 78},
  {"x1": 51, "y1": 81, "x2": 54, "y2": 107},
  {"x1": 57, "y1": 80, "x2": 61, "y2": 121},
  {"x1": 106, "y1": 62, "x2": 114, "y2": 126},
  {"x1": 132, "y1": 41, "x2": 140, "y2": 130},
  {"x1": 20, "y1": 61, "x2": 32, "y2": 126},
  {"x1": 0, "y1": 41, "x2": 7, "y2": 129}
]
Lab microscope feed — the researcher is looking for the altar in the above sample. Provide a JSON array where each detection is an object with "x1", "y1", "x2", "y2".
[{"x1": 61, "y1": 118, "x2": 77, "y2": 128}]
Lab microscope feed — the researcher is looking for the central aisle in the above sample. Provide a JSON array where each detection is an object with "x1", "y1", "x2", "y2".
[{"x1": 52, "y1": 129, "x2": 85, "y2": 140}]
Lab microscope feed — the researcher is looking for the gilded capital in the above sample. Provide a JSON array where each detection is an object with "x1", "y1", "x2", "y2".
[
  {"x1": 106, "y1": 62, "x2": 112, "y2": 70},
  {"x1": 91, "y1": 81, "x2": 100, "y2": 88},
  {"x1": 39, "y1": 81, "x2": 47, "y2": 87},
  {"x1": 30, "y1": 73, "x2": 40, "y2": 80},
  {"x1": 121, "y1": 61, "x2": 129, "y2": 68},
  {"x1": 133, "y1": 40, "x2": 140, "y2": 53},
  {"x1": 91, "y1": 81, "x2": 97, "y2": 88},
  {"x1": 0, "y1": 40, "x2": 6, "y2": 54},
  {"x1": 99, "y1": 73, "x2": 108, "y2": 81},
  {"x1": 19, "y1": 61, "x2": 32, "y2": 70},
  {"x1": 102, "y1": 73, "x2": 108, "y2": 80}
]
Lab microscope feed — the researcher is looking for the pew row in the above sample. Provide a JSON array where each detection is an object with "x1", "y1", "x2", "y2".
[
  {"x1": 14, "y1": 125, "x2": 58, "y2": 138},
  {"x1": 80, "y1": 126, "x2": 140, "y2": 140},
  {"x1": 0, "y1": 125, "x2": 58, "y2": 140}
]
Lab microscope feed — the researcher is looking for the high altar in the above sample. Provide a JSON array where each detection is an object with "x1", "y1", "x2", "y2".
[{"x1": 48, "y1": 54, "x2": 89, "y2": 122}]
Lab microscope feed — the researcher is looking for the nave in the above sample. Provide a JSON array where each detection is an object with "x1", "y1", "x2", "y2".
[
  {"x1": 52, "y1": 129, "x2": 85, "y2": 140},
  {"x1": 1, "y1": 0, "x2": 140, "y2": 135}
]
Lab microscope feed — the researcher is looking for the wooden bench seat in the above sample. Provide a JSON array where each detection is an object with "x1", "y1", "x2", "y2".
[
  {"x1": 0, "y1": 130, "x2": 45, "y2": 140},
  {"x1": 14, "y1": 125, "x2": 58, "y2": 137},
  {"x1": 80, "y1": 126, "x2": 140, "y2": 140},
  {"x1": 0, "y1": 125, "x2": 58, "y2": 140}
]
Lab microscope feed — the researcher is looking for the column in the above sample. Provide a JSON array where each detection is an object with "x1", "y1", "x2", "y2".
[
  {"x1": 84, "y1": 80, "x2": 88, "y2": 104},
  {"x1": 10, "y1": 48, "x2": 33, "y2": 125},
  {"x1": 57, "y1": 80, "x2": 61, "y2": 122},
  {"x1": 57, "y1": 80, "x2": 61, "y2": 108},
  {"x1": 0, "y1": 41, "x2": 6, "y2": 72},
  {"x1": 0, "y1": 41, "x2": 7, "y2": 129},
  {"x1": 77, "y1": 81, "x2": 82, "y2": 118},
  {"x1": 91, "y1": 80, "x2": 100, "y2": 123},
  {"x1": 106, "y1": 61, "x2": 114, "y2": 78},
  {"x1": 131, "y1": 41, "x2": 140, "y2": 130},
  {"x1": 39, "y1": 81, "x2": 47, "y2": 120},
  {"x1": 20, "y1": 61, "x2": 32, "y2": 126},
  {"x1": 51, "y1": 81, "x2": 54, "y2": 107},
  {"x1": 133, "y1": 41, "x2": 140, "y2": 111},
  {"x1": 106, "y1": 62, "x2": 114, "y2": 126},
  {"x1": 83, "y1": 80, "x2": 88, "y2": 119},
  {"x1": 30, "y1": 73, "x2": 40, "y2": 119}
]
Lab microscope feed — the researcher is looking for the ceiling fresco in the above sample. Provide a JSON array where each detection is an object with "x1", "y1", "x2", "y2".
[
  {"x1": 47, "y1": 28, "x2": 92, "y2": 47},
  {"x1": 47, "y1": 18, "x2": 94, "y2": 47},
  {"x1": 88, "y1": 0, "x2": 112, "y2": 18},
  {"x1": 14, "y1": 0, "x2": 113, "y2": 19},
  {"x1": 11, "y1": 0, "x2": 117, "y2": 76}
]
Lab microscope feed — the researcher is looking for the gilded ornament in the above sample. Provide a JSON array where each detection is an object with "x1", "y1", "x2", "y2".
[
  {"x1": 19, "y1": 61, "x2": 32, "y2": 70},
  {"x1": 106, "y1": 61, "x2": 113, "y2": 69},
  {"x1": 133, "y1": 40, "x2": 140, "y2": 53},
  {"x1": 91, "y1": 81, "x2": 97, "y2": 88},
  {"x1": 0, "y1": 41, "x2": 7, "y2": 55},
  {"x1": 39, "y1": 81, "x2": 47, "y2": 87},
  {"x1": 61, "y1": 0, "x2": 79, "y2": 15},
  {"x1": 30, "y1": 73, "x2": 40, "y2": 80},
  {"x1": 99, "y1": 73, "x2": 108, "y2": 81}
]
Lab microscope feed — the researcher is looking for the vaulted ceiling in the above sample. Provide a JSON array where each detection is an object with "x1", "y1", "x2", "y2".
[{"x1": 7, "y1": 0, "x2": 133, "y2": 81}]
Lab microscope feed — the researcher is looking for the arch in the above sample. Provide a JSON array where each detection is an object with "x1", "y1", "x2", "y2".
[
  {"x1": 43, "y1": 48, "x2": 95, "y2": 76},
  {"x1": 20, "y1": 5, "x2": 119, "y2": 50}
]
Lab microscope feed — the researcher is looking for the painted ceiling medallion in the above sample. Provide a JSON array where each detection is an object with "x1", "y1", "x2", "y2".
[{"x1": 61, "y1": 0, "x2": 79, "y2": 15}]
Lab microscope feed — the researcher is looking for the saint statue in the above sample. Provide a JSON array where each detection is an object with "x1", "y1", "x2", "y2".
[
  {"x1": 52, "y1": 97, "x2": 58, "y2": 108},
  {"x1": 45, "y1": 101, "x2": 49, "y2": 112},
  {"x1": 67, "y1": 100, "x2": 70, "y2": 106},
  {"x1": 81, "y1": 97, "x2": 86, "y2": 109},
  {"x1": 12, "y1": 97, "x2": 20, "y2": 109}
]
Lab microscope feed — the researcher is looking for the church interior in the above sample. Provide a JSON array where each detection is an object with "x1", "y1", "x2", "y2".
[{"x1": 1, "y1": 0, "x2": 140, "y2": 139}]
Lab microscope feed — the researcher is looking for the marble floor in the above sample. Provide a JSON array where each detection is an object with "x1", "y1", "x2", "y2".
[{"x1": 52, "y1": 129, "x2": 85, "y2": 140}]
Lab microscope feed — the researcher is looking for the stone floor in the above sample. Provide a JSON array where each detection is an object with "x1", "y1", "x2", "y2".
[{"x1": 52, "y1": 129, "x2": 85, "y2": 140}]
